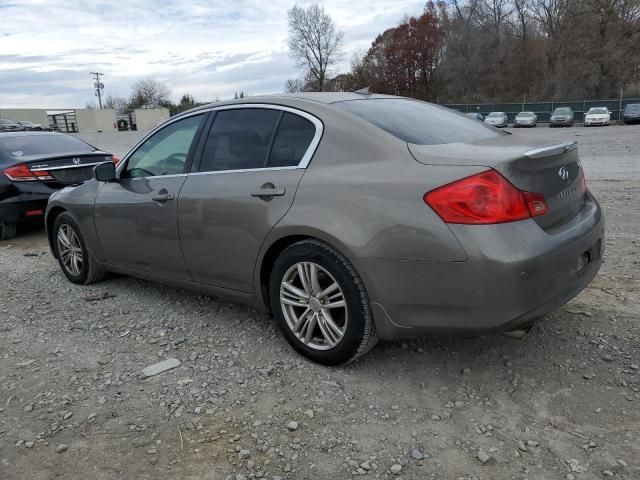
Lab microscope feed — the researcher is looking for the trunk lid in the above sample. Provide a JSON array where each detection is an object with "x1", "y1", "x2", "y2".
[
  {"x1": 22, "y1": 151, "x2": 112, "y2": 186},
  {"x1": 409, "y1": 137, "x2": 586, "y2": 230}
]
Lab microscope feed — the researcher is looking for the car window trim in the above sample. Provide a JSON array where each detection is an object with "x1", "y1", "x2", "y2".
[
  {"x1": 116, "y1": 110, "x2": 209, "y2": 180},
  {"x1": 190, "y1": 103, "x2": 324, "y2": 175}
]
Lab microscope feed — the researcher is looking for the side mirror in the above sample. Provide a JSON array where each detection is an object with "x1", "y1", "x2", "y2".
[{"x1": 93, "y1": 161, "x2": 116, "y2": 182}]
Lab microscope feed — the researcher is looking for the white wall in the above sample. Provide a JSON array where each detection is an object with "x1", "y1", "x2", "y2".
[
  {"x1": 75, "y1": 109, "x2": 116, "y2": 133},
  {"x1": 135, "y1": 108, "x2": 170, "y2": 131},
  {"x1": 0, "y1": 109, "x2": 49, "y2": 126}
]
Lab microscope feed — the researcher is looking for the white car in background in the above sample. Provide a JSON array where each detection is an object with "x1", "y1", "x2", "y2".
[
  {"x1": 484, "y1": 112, "x2": 509, "y2": 128},
  {"x1": 584, "y1": 107, "x2": 610, "y2": 126}
]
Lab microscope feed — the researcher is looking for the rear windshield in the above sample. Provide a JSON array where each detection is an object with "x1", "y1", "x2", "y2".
[
  {"x1": 0, "y1": 134, "x2": 95, "y2": 160},
  {"x1": 589, "y1": 108, "x2": 608, "y2": 114},
  {"x1": 517, "y1": 112, "x2": 534, "y2": 117},
  {"x1": 334, "y1": 99, "x2": 503, "y2": 145},
  {"x1": 553, "y1": 108, "x2": 571, "y2": 114},
  {"x1": 625, "y1": 104, "x2": 640, "y2": 112},
  {"x1": 488, "y1": 112, "x2": 505, "y2": 117}
]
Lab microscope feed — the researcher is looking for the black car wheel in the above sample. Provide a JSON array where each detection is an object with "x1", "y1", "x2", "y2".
[
  {"x1": 53, "y1": 213, "x2": 107, "y2": 284},
  {"x1": 269, "y1": 240, "x2": 378, "y2": 365},
  {"x1": 0, "y1": 221, "x2": 17, "y2": 241}
]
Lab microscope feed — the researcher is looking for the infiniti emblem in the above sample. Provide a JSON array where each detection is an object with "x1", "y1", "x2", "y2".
[
  {"x1": 72, "y1": 157, "x2": 81, "y2": 165},
  {"x1": 558, "y1": 166, "x2": 569, "y2": 181}
]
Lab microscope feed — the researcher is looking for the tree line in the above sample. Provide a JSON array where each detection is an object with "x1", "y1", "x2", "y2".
[{"x1": 287, "y1": 1, "x2": 640, "y2": 102}]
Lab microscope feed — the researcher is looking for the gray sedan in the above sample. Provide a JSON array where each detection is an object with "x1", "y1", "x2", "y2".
[{"x1": 45, "y1": 93, "x2": 604, "y2": 365}]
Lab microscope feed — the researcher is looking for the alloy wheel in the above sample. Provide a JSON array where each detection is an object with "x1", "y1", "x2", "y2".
[
  {"x1": 57, "y1": 224, "x2": 83, "y2": 276},
  {"x1": 279, "y1": 261, "x2": 348, "y2": 350}
]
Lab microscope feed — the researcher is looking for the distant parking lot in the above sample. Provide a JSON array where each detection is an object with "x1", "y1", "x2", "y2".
[{"x1": 1, "y1": 125, "x2": 639, "y2": 480}]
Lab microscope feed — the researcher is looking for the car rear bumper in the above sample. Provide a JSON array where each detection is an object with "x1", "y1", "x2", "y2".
[
  {"x1": 358, "y1": 193, "x2": 604, "y2": 340},
  {"x1": 0, "y1": 183, "x2": 54, "y2": 224}
]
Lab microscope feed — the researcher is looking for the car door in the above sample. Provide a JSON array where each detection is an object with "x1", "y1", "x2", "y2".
[
  {"x1": 178, "y1": 105, "x2": 322, "y2": 292},
  {"x1": 94, "y1": 112, "x2": 207, "y2": 279}
]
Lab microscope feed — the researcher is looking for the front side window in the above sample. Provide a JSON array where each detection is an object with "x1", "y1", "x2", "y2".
[{"x1": 123, "y1": 114, "x2": 204, "y2": 178}]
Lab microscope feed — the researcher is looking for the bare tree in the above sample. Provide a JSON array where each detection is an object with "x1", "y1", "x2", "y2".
[
  {"x1": 284, "y1": 78, "x2": 305, "y2": 93},
  {"x1": 129, "y1": 79, "x2": 171, "y2": 109},
  {"x1": 103, "y1": 95, "x2": 128, "y2": 111},
  {"x1": 287, "y1": 4, "x2": 344, "y2": 92}
]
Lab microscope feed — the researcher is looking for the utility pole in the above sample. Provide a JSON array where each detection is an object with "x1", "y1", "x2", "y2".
[{"x1": 90, "y1": 72, "x2": 105, "y2": 109}]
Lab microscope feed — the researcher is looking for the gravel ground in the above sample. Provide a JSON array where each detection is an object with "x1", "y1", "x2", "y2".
[{"x1": 1, "y1": 125, "x2": 639, "y2": 480}]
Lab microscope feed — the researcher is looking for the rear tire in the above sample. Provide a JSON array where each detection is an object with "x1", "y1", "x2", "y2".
[
  {"x1": 269, "y1": 240, "x2": 378, "y2": 365},
  {"x1": 0, "y1": 221, "x2": 17, "y2": 241},
  {"x1": 53, "y1": 212, "x2": 107, "y2": 285}
]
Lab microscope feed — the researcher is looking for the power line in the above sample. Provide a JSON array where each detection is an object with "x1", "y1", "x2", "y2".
[{"x1": 90, "y1": 72, "x2": 105, "y2": 109}]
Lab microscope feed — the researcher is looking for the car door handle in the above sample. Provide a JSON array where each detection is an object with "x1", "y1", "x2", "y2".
[
  {"x1": 251, "y1": 188, "x2": 285, "y2": 197},
  {"x1": 152, "y1": 193, "x2": 174, "y2": 202}
]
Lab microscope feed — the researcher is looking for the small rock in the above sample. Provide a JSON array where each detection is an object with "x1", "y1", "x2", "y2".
[
  {"x1": 477, "y1": 451, "x2": 493, "y2": 464},
  {"x1": 602, "y1": 470, "x2": 614, "y2": 477},
  {"x1": 390, "y1": 464, "x2": 402, "y2": 474},
  {"x1": 25, "y1": 441, "x2": 34, "y2": 448},
  {"x1": 146, "y1": 448, "x2": 157, "y2": 454},
  {"x1": 286, "y1": 421, "x2": 299, "y2": 431},
  {"x1": 410, "y1": 449, "x2": 424, "y2": 460},
  {"x1": 617, "y1": 458, "x2": 628, "y2": 467},
  {"x1": 56, "y1": 444, "x2": 68, "y2": 453},
  {"x1": 238, "y1": 449, "x2": 251, "y2": 460},
  {"x1": 140, "y1": 358, "x2": 181, "y2": 378},
  {"x1": 566, "y1": 474, "x2": 575, "y2": 480},
  {"x1": 304, "y1": 409, "x2": 314, "y2": 419},
  {"x1": 462, "y1": 367, "x2": 472, "y2": 374},
  {"x1": 24, "y1": 405, "x2": 33, "y2": 413},
  {"x1": 517, "y1": 440, "x2": 527, "y2": 452},
  {"x1": 527, "y1": 440, "x2": 539, "y2": 447},
  {"x1": 360, "y1": 461, "x2": 371, "y2": 471}
]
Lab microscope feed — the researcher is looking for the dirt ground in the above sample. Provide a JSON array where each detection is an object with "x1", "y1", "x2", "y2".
[{"x1": 1, "y1": 125, "x2": 638, "y2": 480}]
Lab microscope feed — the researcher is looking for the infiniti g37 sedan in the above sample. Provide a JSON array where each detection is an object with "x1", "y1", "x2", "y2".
[{"x1": 45, "y1": 93, "x2": 604, "y2": 365}]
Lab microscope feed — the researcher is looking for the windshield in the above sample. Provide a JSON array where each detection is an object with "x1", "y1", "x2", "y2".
[
  {"x1": 625, "y1": 104, "x2": 640, "y2": 112},
  {"x1": 487, "y1": 112, "x2": 504, "y2": 117},
  {"x1": 588, "y1": 108, "x2": 608, "y2": 115},
  {"x1": 0, "y1": 134, "x2": 95, "y2": 159},
  {"x1": 334, "y1": 99, "x2": 504, "y2": 145},
  {"x1": 517, "y1": 112, "x2": 534, "y2": 117},
  {"x1": 553, "y1": 108, "x2": 571, "y2": 115}
]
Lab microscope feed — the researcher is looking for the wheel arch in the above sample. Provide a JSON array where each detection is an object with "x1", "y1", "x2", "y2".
[{"x1": 256, "y1": 230, "x2": 355, "y2": 311}]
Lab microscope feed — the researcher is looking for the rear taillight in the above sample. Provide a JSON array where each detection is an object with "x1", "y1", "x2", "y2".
[
  {"x1": 3, "y1": 163, "x2": 53, "y2": 182},
  {"x1": 424, "y1": 169, "x2": 548, "y2": 225},
  {"x1": 111, "y1": 155, "x2": 120, "y2": 166}
]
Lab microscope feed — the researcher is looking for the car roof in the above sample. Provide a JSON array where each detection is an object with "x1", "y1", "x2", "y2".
[{"x1": 183, "y1": 92, "x2": 402, "y2": 115}]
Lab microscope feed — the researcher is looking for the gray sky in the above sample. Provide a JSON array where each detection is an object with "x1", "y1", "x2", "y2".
[{"x1": 0, "y1": 1, "x2": 426, "y2": 108}]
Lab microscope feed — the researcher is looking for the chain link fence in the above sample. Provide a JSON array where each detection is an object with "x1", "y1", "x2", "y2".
[{"x1": 443, "y1": 98, "x2": 640, "y2": 123}]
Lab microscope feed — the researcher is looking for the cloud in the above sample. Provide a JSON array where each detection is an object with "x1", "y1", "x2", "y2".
[{"x1": 0, "y1": 0, "x2": 425, "y2": 108}]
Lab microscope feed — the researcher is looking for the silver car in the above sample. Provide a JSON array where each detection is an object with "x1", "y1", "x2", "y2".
[
  {"x1": 484, "y1": 112, "x2": 509, "y2": 128},
  {"x1": 514, "y1": 111, "x2": 537, "y2": 128},
  {"x1": 45, "y1": 94, "x2": 604, "y2": 365}
]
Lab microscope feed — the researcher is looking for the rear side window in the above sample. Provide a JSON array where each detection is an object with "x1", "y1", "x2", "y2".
[
  {"x1": 268, "y1": 112, "x2": 315, "y2": 167},
  {"x1": 335, "y1": 99, "x2": 503, "y2": 145},
  {"x1": 0, "y1": 134, "x2": 94, "y2": 161},
  {"x1": 199, "y1": 109, "x2": 280, "y2": 172}
]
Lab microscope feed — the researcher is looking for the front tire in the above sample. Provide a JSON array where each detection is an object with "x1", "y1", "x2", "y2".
[
  {"x1": 53, "y1": 213, "x2": 107, "y2": 285},
  {"x1": 269, "y1": 240, "x2": 377, "y2": 365}
]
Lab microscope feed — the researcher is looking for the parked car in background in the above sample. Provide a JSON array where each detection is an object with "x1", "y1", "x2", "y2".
[
  {"x1": 622, "y1": 103, "x2": 640, "y2": 124},
  {"x1": 584, "y1": 107, "x2": 610, "y2": 126},
  {"x1": 484, "y1": 111, "x2": 509, "y2": 127},
  {"x1": 464, "y1": 112, "x2": 484, "y2": 121},
  {"x1": 18, "y1": 120, "x2": 44, "y2": 131},
  {"x1": 45, "y1": 93, "x2": 603, "y2": 365},
  {"x1": 514, "y1": 111, "x2": 537, "y2": 128},
  {"x1": 0, "y1": 132, "x2": 117, "y2": 240},
  {"x1": 549, "y1": 107, "x2": 574, "y2": 127},
  {"x1": 0, "y1": 118, "x2": 26, "y2": 132}
]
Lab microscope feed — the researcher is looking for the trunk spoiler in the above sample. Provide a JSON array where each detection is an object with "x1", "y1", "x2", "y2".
[{"x1": 524, "y1": 141, "x2": 577, "y2": 159}]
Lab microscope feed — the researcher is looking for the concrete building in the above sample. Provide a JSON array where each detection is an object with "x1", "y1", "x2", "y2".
[
  {"x1": 134, "y1": 108, "x2": 170, "y2": 131},
  {"x1": 0, "y1": 109, "x2": 49, "y2": 126},
  {"x1": 74, "y1": 109, "x2": 117, "y2": 133}
]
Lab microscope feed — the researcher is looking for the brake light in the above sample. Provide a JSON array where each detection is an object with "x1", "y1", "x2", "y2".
[
  {"x1": 3, "y1": 163, "x2": 53, "y2": 182},
  {"x1": 111, "y1": 155, "x2": 120, "y2": 166},
  {"x1": 424, "y1": 169, "x2": 548, "y2": 224}
]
